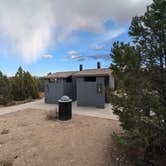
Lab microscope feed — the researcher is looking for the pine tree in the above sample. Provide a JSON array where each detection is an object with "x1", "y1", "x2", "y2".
[
  {"x1": 11, "y1": 67, "x2": 40, "y2": 100},
  {"x1": 110, "y1": 0, "x2": 166, "y2": 164},
  {"x1": 0, "y1": 71, "x2": 12, "y2": 105},
  {"x1": 129, "y1": 0, "x2": 166, "y2": 103},
  {"x1": 12, "y1": 66, "x2": 26, "y2": 100},
  {"x1": 24, "y1": 72, "x2": 39, "y2": 99}
]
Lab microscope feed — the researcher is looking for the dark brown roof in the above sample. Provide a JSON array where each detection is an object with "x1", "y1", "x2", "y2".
[
  {"x1": 43, "y1": 68, "x2": 113, "y2": 79},
  {"x1": 44, "y1": 71, "x2": 77, "y2": 79},
  {"x1": 73, "y1": 68, "x2": 113, "y2": 77}
]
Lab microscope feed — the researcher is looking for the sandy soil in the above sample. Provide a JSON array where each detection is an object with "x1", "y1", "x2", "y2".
[{"x1": 0, "y1": 109, "x2": 128, "y2": 166}]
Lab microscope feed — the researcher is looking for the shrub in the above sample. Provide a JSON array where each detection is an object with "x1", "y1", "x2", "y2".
[
  {"x1": 46, "y1": 108, "x2": 58, "y2": 120},
  {"x1": 0, "y1": 160, "x2": 13, "y2": 166}
]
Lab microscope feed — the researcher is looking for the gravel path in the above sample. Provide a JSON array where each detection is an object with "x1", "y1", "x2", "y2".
[{"x1": 0, "y1": 99, "x2": 118, "y2": 120}]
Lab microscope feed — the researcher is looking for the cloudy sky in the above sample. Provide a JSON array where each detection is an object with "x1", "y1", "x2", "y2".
[{"x1": 0, "y1": 0, "x2": 152, "y2": 75}]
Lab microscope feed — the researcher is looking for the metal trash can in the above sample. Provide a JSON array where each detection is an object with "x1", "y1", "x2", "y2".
[{"x1": 58, "y1": 96, "x2": 72, "y2": 121}]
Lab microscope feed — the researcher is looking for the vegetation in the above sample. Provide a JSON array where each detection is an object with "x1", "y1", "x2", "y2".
[
  {"x1": 0, "y1": 160, "x2": 13, "y2": 166},
  {"x1": 1, "y1": 129, "x2": 9, "y2": 135},
  {"x1": 110, "y1": 0, "x2": 166, "y2": 165},
  {"x1": 0, "y1": 71, "x2": 12, "y2": 105},
  {"x1": 0, "y1": 67, "x2": 43, "y2": 105}
]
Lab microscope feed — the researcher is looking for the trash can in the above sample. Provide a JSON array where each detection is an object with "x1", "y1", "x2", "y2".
[{"x1": 58, "y1": 96, "x2": 72, "y2": 121}]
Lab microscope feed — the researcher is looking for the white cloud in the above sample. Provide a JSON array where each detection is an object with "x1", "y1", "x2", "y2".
[
  {"x1": 91, "y1": 28, "x2": 126, "y2": 48},
  {"x1": 98, "y1": 28, "x2": 125, "y2": 44},
  {"x1": 42, "y1": 72, "x2": 50, "y2": 76},
  {"x1": 0, "y1": 0, "x2": 152, "y2": 63},
  {"x1": 65, "y1": 55, "x2": 81, "y2": 59},
  {"x1": 65, "y1": 54, "x2": 111, "y2": 61},
  {"x1": 42, "y1": 54, "x2": 53, "y2": 59},
  {"x1": 93, "y1": 45, "x2": 105, "y2": 51},
  {"x1": 66, "y1": 51, "x2": 80, "y2": 55}
]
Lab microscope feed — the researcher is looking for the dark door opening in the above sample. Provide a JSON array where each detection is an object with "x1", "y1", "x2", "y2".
[{"x1": 105, "y1": 76, "x2": 110, "y2": 103}]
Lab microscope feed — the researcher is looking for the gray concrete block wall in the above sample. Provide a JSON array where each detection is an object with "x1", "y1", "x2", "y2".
[
  {"x1": 76, "y1": 77, "x2": 105, "y2": 108},
  {"x1": 72, "y1": 77, "x2": 77, "y2": 101},
  {"x1": 44, "y1": 74, "x2": 114, "y2": 107},
  {"x1": 64, "y1": 83, "x2": 74, "y2": 100},
  {"x1": 63, "y1": 77, "x2": 76, "y2": 101},
  {"x1": 44, "y1": 77, "x2": 77, "y2": 104},
  {"x1": 44, "y1": 79, "x2": 64, "y2": 104}
]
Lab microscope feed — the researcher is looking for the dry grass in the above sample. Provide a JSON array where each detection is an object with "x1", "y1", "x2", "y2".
[
  {"x1": 1, "y1": 129, "x2": 9, "y2": 135},
  {"x1": 0, "y1": 160, "x2": 13, "y2": 166}
]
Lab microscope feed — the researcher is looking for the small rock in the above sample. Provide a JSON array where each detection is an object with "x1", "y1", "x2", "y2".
[
  {"x1": 116, "y1": 157, "x2": 119, "y2": 161},
  {"x1": 1, "y1": 129, "x2": 9, "y2": 135},
  {"x1": 14, "y1": 155, "x2": 18, "y2": 159}
]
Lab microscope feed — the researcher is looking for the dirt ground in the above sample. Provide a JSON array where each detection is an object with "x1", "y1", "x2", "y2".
[{"x1": 0, "y1": 109, "x2": 128, "y2": 166}]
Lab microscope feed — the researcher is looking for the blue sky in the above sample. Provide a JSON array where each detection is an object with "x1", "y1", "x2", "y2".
[{"x1": 0, "y1": 0, "x2": 152, "y2": 76}]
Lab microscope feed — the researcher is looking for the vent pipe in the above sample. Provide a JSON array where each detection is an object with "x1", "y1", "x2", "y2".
[
  {"x1": 97, "y1": 62, "x2": 101, "y2": 69},
  {"x1": 79, "y1": 64, "x2": 83, "y2": 71}
]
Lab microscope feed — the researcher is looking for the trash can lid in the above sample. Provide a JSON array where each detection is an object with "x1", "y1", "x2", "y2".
[{"x1": 58, "y1": 96, "x2": 72, "y2": 102}]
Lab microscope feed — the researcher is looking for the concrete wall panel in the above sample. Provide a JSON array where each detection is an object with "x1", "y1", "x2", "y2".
[{"x1": 76, "y1": 77, "x2": 105, "y2": 108}]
